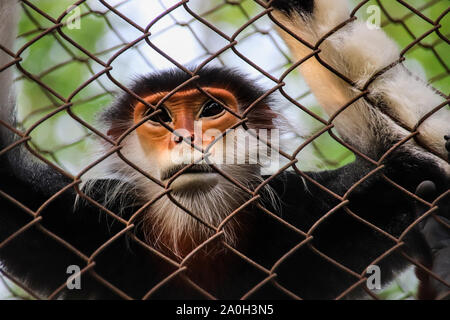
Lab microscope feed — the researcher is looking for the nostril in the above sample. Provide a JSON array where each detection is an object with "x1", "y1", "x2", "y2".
[
  {"x1": 173, "y1": 132, "x2": 195, "y2": 144},
  {"x1": 174, "y1": 135, "x2": 183, "y2": 144}
]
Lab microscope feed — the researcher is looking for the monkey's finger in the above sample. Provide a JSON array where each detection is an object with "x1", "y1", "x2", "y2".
[
  {"x1": 415, "y1": 180, "x2": 437, "y2": 202},
  {"x1": 445, "y1": 135, "x2": 450, "y2": 162},
  {"x1": 414, "y1": 180, "x2": 437, "y2": 230}
]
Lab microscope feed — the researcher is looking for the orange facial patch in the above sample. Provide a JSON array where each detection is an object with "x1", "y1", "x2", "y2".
[{"x1": 133, "y1": 87, "x2": 240, "y2": 153}]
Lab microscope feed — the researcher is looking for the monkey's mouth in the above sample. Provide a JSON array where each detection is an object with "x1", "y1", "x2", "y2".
[{"x1": 161, "y1": 164, "x2": 215, "y2": 181}]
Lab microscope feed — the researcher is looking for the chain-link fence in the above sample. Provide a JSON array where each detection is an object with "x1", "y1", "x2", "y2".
[{"x1": 0, "y1": 0, "x2": 449, "y2": 300}]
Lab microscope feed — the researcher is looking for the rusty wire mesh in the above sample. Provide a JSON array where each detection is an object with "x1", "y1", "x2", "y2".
[{"x1": 0, "y1": 0, "x2": 449, "y2": 300}]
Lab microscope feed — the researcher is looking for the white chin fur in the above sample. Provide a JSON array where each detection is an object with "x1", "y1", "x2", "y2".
[{"x1": 168, "y1": 173, "x2": 219, "y2": 193}]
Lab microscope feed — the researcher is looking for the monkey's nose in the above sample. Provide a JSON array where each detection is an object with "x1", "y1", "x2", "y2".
[{"x1": 173, "y1": 132, "x2": 195, "y2": 144}]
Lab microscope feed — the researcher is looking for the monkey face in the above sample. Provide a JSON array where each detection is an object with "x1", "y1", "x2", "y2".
[
  {"x1": 98, "y1": 68, "x2": 277, "y2": 199},
  {"x1": 132, "y1": 87, "x2": 243, "y2": 193}
]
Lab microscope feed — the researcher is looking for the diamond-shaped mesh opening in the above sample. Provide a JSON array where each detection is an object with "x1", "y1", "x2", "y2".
[{"x1": 0, "y1": 0, "x2": 448, "y2": 300}]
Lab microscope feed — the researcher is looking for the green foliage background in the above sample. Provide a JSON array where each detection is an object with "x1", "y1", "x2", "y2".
[
  {"x1": 4, "y1": 0, "x2": 448, "y2": 300},
  {"x1": 15, "y1": 0, "x2": 449, "y2": 172}
]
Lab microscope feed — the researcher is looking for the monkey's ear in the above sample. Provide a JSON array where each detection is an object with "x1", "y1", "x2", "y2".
[
  {"x1": 106, "y1": 128, "x2": 114, "y2": 137},
  {"x1": 246, "y1": 104, "x2": 277, "y2": 130},
  {"x1": 106, "y1": 127, "x2": 123, "y2": 140}
]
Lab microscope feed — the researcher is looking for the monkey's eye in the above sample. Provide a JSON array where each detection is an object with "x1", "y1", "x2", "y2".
[
  {"x1": 200, "y1": 100, "x2": 225, "y2": 118},
  {"x1": 144, "y1": 107, "x2": 172, "y2": 124}
]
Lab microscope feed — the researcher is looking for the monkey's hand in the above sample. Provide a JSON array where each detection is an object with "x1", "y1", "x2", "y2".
[
  {"x1": 415, "y1": 179, "x2": 450, "y2": 299},
  {"x1": 268, "y1": 0, "x2": 450, "y2": 170}
]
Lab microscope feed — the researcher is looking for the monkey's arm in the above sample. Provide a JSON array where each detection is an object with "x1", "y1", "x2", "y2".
[
  {"x1": 0, "y1": 1, "x2": 146, "y2": 298},
  {"x1": 267, "y1": 0, "x2": 450, "y2": 298},
  {"x1": 0, "y1": 147, "x2": 156, "y2": 299},
  {"x1": 0, "y1": 0, "x2": 74, "y2": 297},
  {"x1": 269, "y1": 0, "x2": 449, "y2": 169},
  {"x1": 260, "y1": 154, "x2": 449, "y2": 299}
]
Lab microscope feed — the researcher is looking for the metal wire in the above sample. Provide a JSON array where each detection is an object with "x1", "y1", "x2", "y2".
[{"x1": 0, "y1": 0, "x2": 448, "y2": 300}]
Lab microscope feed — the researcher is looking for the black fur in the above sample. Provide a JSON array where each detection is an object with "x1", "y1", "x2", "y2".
[
  {"x1": 0, "y1": 62, "x2": 449, "y2": 298},
  {"x1": 269, "y1": 0, "x2": 315, "y2": 15},
  {"x1": 445, "y1": 135, "x2": 450, "y2": 161},
  {"x1": 0, "y1": 0, "x2": 449, "y2": 297},
  {"x1": 0, "y1": 127, "x2": 448, "y2": 298},
  {"x1": 101, "y1": 67, "x2": 274, "y2": 136}
]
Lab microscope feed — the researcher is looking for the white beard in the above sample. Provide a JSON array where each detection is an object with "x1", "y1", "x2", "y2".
[
  {"x1": 81, "y1": 130, "x2": 279, "y2": 258},
  {"x1": 83, "y1": 155, "x2": 277, "y2": 259},
  {"x1": 142, "y1": 173, "x2": 249, "y2": 258}
]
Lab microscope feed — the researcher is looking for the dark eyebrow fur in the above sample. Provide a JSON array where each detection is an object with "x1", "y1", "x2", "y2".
[{"x1": 100, "y1": 66, "x2": 277, "y2": 137}]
